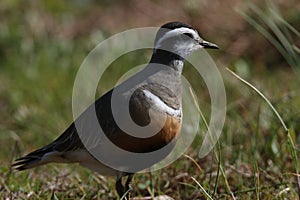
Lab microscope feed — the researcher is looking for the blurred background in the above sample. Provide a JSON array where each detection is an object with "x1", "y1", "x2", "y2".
[{"x1": 0, "y1": 0, "x2": 299, "y2": 199}]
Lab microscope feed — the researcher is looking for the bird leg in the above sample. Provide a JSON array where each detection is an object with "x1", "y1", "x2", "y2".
[
  {"x1": 116, "y1": 176, "x2": 125, "y2": 199},
  {"x1": 125, "y1": 174, "x2": 134, "y2": 194},
  {"x1": 116, "y1": 173, "x2": 134, "y2": 200}
]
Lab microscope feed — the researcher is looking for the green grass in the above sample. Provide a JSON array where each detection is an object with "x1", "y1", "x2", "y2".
[{"x1": 1, "y1": 1, "x2": 300, "y2": 199}]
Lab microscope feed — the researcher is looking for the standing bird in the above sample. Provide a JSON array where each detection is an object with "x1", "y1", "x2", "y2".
[{"x1": 13, "y1": 22, "x2": 219, "y2": 199}]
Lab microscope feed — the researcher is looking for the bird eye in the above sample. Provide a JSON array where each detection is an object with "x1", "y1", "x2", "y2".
[{"x1": 183, "y1": 33, "x2": 193, "y2": 39}]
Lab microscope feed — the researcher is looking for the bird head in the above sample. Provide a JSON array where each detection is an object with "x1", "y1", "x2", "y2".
[{"x1": 153, "y1": 22, "x2": 219, "y2": 59}]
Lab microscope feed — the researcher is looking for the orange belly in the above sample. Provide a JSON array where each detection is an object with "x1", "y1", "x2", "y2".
[{"x1": 109, "y1": 115, "x2": 182, "y2": 153}]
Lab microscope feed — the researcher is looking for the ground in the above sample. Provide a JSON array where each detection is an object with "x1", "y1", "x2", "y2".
[{"x1": 0, "y1": 0, "x2": 299, "y2": 199}]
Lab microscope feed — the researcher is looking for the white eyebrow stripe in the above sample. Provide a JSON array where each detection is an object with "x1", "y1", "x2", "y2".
[
  {"x1": 142, "y1": 89, "x2": 181, "y2": 117},
  {"x1": 155, "y1": 27, "x2": 198, "y2": 48}
]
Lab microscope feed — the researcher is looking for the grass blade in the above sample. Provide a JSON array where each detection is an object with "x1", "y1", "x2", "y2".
[
  {"x1": 191, "y1": 177, "x2": 214, "y2": 200},
  {"x1": 189, "y1": 86, "x2": 235, "y2": 199},
  {"x1": 226, "y1": 68, "x2": 288, "y2": 131},
  {"x1": 236, "y1": 2, "x2": 300, "y2": 74},
  {"x1": 226, "y1": 67, "x2": 299, "y2": 197}
]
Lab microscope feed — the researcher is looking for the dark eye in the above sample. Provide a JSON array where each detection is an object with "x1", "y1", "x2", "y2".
[{"x1": 183, "y1": 33, "x2": 193, "y2": 39}]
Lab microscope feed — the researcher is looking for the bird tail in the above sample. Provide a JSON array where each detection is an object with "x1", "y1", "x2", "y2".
[
  {"x1": 12, "y1": 124, "x2": 83, "y2": 171},
  {"x1": 12, "y1": 144, "x2": 60, "y2": 171}
]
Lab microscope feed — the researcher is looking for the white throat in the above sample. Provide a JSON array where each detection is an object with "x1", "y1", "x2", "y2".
[{"x1": 171, "y1": 59, "x2": 184, "y2": 72}]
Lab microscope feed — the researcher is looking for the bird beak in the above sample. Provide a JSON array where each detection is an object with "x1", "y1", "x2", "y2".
[{"x1": 199, "y1": 40, "x2": 219, "y2": 49}]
